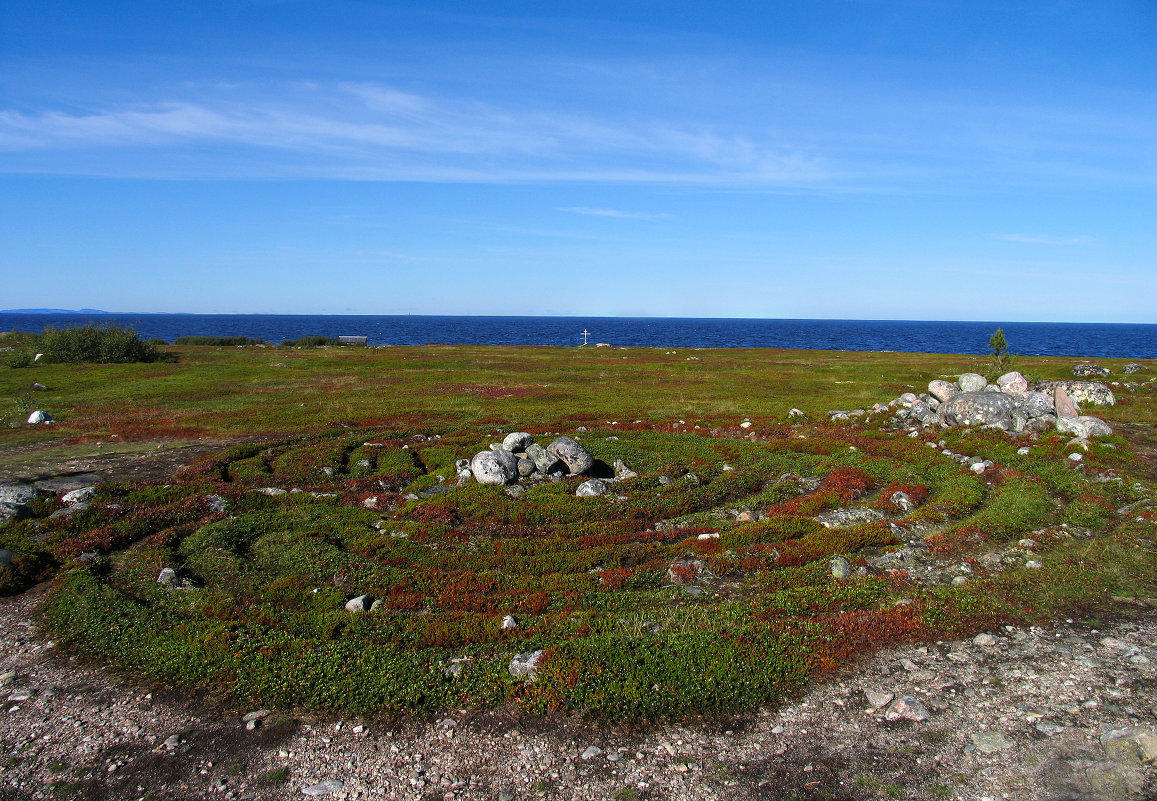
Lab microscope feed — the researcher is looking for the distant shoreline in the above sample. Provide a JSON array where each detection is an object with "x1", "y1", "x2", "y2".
[{"x1": 2, "y1": 312, "x2": 1154, "y2": 358}]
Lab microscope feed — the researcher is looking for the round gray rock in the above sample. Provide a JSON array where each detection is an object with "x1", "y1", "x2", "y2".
[
  {"x1": 547, "y1": 436, "x2": 594, "y2": 475},
  {"x1": 470, "y1": 449, "x2": 519, "y2": 484},
  {"x1": 958, "y1": 373, "x2": 988, "y2": 393},
  {"x1": 345, "y1": 594, "x2": 375, "y2": 613},
  {"x1": 1023, "y1": 391, "x2": 1055, "y2": 418},
  {"x1": 0, "y1": 484, "x2": 37, "y2": 507},
  {"x1": 576, "y1": 478, "x2": 608, "y2": 497},
  {"x1": 502, "y1": 432, "x2": 534, "y2": 452},
  {"x1": 829, "y1": 556, "x2": 852, "y2": 579}
]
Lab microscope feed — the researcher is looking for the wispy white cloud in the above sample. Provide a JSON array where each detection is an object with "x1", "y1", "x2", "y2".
[
  {"x1": 995, "y1": 233, "x2": 1095, "y2": 245},
  {"x1": 0, "y1": 81, "x2": 830, "y2": 185},
  {"x1": 558, "y1": 207, "x2": 671, "y2": 219}
]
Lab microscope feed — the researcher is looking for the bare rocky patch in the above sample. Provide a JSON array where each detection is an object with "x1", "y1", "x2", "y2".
[{"x1": 2, "y1": 581, "x2": 1155, "y2": 800}]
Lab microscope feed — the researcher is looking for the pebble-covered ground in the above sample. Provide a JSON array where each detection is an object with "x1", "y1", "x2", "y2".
[{"x1": 2, "y1": 583, "x2": 1154, "y2": 801}]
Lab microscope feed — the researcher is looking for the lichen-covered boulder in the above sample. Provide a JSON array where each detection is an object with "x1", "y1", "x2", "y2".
[
  {"x1": 1023, "y1": 391, "x2": 1055, "y2": 418},
  {"x1": 1057, "y1": 415, "x2": 1113, "y2": 439},
  {"x1": 928, "y1": 380, "x2": 958, "y2": 403},
  {"x1": 502, "y1": 432, "x2": 534, "y2": 452},
  {"x1": 0, "y1": 484, "x2": 37, "y2": 507},
  {"x1": 546, "y1": 436, "x2": 594, "y2": 475},
  {"x1": 814, "y1": 507, "x2": 886, "y2": 529},
  {"x1": 345, "y1": 594, "x2": 375, "y2": 613},
  {"x1": 1073, "y1": 363, "x2": 1110, "y2": 378},
  {"x1": 525, "y1": 443, "x2": 563, "y2": 474},
  {"x1": 958, "y1": 373, "x2": 988, "y2": 393},
  {"x1": 575, "y1": 478, "x2": 607, "y2": 497},
  {"x1": 1025, "y1": 414, "x2": 1057, "y2": 433},
  {"x1": 470, "y1": 449, "x2": 519, "y2": 484},
  {"x1": 941, "y1": 392, "x2": 1016, "y2": 429},
  {"x1": 509, "y1": 650, "x2": 544, "y2": 679},
  {"x1": 613, "y1": 459, "x2": 638, "y2": 480},
  {"x1": 1048, "y1": 381, "x2": 1116, "y2": 407}
]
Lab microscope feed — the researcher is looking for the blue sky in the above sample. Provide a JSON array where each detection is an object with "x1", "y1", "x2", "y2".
[{"x1": 1, "y1": 1, "x2": 1154, "y2": 321}]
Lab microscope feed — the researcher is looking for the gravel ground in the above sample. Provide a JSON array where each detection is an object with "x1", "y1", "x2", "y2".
[{"x1": 2, "y1": 583, "x2": 1155, "y2": 801}]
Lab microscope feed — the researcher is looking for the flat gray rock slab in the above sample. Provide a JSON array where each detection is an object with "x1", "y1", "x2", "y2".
[
  {"x1": 302, "y1": 779, "x2": 345, "y2": 796},
  {"x1": 34, "y1": 473, "x2": 106, "y2": 493}
]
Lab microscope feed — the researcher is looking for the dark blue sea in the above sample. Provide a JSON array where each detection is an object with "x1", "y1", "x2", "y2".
[{"x1": 1, "y1": 314, "x2": 1154, "y2": 359}]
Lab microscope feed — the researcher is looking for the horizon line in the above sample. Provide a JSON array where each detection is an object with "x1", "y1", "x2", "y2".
[{"x1": 2, "y1": 309, "x2": 1155, "y2": 327}]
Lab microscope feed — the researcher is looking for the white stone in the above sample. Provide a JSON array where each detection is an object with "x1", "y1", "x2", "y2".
[
  {"x1": 62, "y1": 486, "x2": 97, "y2": 505},
  {"x1": 345, "y1": 594, "x2": 374, "y2": 613}
]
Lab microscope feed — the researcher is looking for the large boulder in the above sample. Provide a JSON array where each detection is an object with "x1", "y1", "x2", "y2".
[
  {"x1": 814, "y1": 507, "x2": 885, "y2": 529},
  {"x1": 502, "y1": 432, "x2": 534, "y2": 452},
  {"x1": 1054, "y1": 385, "x2": 1081, "y2": 418},
  {"x1": 997, "y1": 371, "x2": 1028, "y2": 394},
  {"x1": 525, "y1": 443, "x2": 563, "y2": 474},
  {"x1": 1057, "y1": 416, "x2": 1113, "y2": 439},
  {"x1": 928, "y1": 380, "x2": 958, "y2": 403},
  {"x1": 470, "y1": 449, "x2": 519, "y2": 484},
  {"x1": 941, "y1": 392, "x2": 1016, "y2": 429},
  {"x1": 575, "y1": 478, "x2": 608, "y2": 497},
  {"x1": 0, "y1": 484, "x2": 37, "y2": 507},
  {"x1": 1047, "y1": 381, "x2": 1116, "y2": 407},
  {"x1": 546, "y1": 436, "x2": 594, "y2": 475},
  {"x1": 1023, "y1": 391, "x2": 1055, "y2": 418},
  {"x1": 0, "y1": 483, "x2": 37, "y2": 525},
  {"x1": 1073, "y1": 363, "x2": 1110, "y2": 378},
  {"x1": 958, "y1": 373, "x2": 988, "y2": 393}
]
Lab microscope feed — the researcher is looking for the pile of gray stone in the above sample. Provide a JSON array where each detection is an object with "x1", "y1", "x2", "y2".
[
  {"x1": 460, "y1": 432, "x2": 637, "y2": 498},
  {"x1": 0, "y1": 477, "x2": 103, "y2": 527},
  {"x1": 886, "y1": 371, "x2": 1115, "y2": 438}
]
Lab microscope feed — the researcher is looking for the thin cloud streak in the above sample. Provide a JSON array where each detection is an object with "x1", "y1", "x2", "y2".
[
  {"x1": 559, "y1": 207, "x2": 671, "y2": 219},
  {"x1": 0, "y1": 83, "x2": 830, "y2": 186},
  {"x1": 996, "y1": 234, "x2": 1095, "y2": 245}
]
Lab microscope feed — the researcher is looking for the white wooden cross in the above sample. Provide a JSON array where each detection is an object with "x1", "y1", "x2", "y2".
[{"x1": 580, "y1": 329, "x2": 591, "y2": 346}]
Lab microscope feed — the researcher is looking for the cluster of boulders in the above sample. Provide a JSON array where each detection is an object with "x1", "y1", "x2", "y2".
[
  {"x1": 459, "y1": 432, "x2": 637, "y2": 498},
  {"x1": 880, "y1": 371, "x2": 1116, "y2": 439},
  {"x1": 0, "y1": 478, "x2": 100, "y2": 526}
]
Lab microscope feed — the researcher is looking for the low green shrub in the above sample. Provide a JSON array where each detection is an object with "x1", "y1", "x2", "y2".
[
  {"x1": 282, "y1": 335, "x2": 341, "y2": 347},
  {"x1": 174, "y1": 336, "x2": 266, "y2": 346},
  {"x1": 37, "y1": 324, "x2": 170, "y2": 364}
]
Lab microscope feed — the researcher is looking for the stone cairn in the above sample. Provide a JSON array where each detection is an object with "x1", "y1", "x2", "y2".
[{"x1": 833, "y1": 370, "x2": 1117, "y2": 441}]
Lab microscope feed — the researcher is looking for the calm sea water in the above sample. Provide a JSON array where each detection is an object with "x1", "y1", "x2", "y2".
[{"x1": 1, "y1": 314, "x2": 1154, "y2": 359}]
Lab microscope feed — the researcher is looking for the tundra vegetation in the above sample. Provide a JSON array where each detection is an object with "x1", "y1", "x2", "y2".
[{"x1": 1, "y1": 341, "x2": 1154, "y2": 724}]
